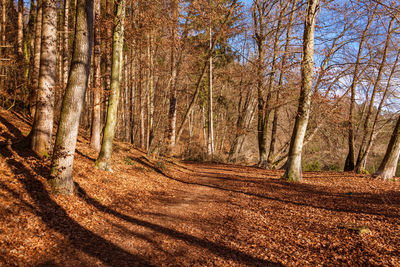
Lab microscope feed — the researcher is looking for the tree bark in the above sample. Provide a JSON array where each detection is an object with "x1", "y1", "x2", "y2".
[
  {"x1": 30, "y1": 0, "x2": 58, "y2": 157},
  {"x1": 166, "y1": 0, "x2": 179, "y2": 155},
  {"x1": 17, "y1": 0, "x2": 23, "y2": 56},
  {"x1": 282, "y1": 0, "x2": 319, "y2": 182},
  {"x1": 62, "y1": 0, "x2": 70, "y2": 88},
  {"x1": 95, "y1": 0, "x2": 125, "y2": 171},
  {"x1": 374, "y1": 116, "x2": 400, "y2": 180},
  {"x1": 90, "y1": 0, "x2": 101, "y2": 151},
  {"x1": 207, "y1": 22, "x2": 214, "y2": 157},
  {"x1": 30, "y1": 0, "x2": 42, "y2": 117},
  {"x1": 50, "y1": 0, "x2": 93, "y2": 195}
]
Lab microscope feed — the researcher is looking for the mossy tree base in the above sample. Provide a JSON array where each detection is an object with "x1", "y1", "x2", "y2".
[
  {"x1": 49, "y1": 176, "x2": 74, "y2": 195},
  {"x1": 95, "y1": 159, "x2": 113, "y2": 173}
]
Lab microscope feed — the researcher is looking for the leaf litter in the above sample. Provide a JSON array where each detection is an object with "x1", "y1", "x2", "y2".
[{"x1": 0, "y1": 109, "x2": 399, "y2": 266}]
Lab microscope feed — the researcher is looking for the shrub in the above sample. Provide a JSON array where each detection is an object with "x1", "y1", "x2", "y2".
[{"x1": 303, "y1": 160, "x2": 321, "y2": 172}]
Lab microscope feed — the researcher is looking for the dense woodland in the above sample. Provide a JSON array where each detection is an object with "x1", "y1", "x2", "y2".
[
  {"x1": 1, "y1": 0, "x2": 400, "y2": 265},
  {"x1": 1, "y1": 0, "x2": 400, "y2": 194}
]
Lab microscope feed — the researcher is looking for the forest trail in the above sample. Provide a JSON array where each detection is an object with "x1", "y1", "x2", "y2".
[{"x1": 1, "y1": 109, "x2": 400, "y2": 266}]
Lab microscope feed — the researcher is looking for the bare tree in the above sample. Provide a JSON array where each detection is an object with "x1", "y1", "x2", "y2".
[
  {"x1": 374, "y1": 116, "x2": 400, "y2": 180},
  {"x1": 30, "y1": 0, "x2": 58, "y2": 157},
  {"x1": 283, "y1": 0, "x2": 319, "y2": 181},
  {"x1": 50, "y1": 0, "x2": 93, "y2": 194},
  {"x1": 96, "y1": 0, "x2": 126, "y2": 171}
]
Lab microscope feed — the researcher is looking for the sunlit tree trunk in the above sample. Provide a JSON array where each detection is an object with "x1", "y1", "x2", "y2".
[
  {"x1": 30, "y1": 0, "x2": 58, "y2": 157},
  {"x1": 29, "y1": 0, "x2": 42, "y2": 116},
  {"x1": 62, "y1": 0, "x2": 70, "y2": 88},
  {"x1": 147, "y1": 33, "x2": 154, "y2": 152},
  {"x1": 50, "y1": 0, "x2": 93, "y2": 194},
  {"x1": 362, "y1": 50, "x2": 400, "y2": 174},
  {"x1": 374, "y1": 116, "x2": 400, "y2": 180},
  {"x1": 166, "y1": 0, "x2": 179, "y2": 155},
  {"x1": 283, "y1": 0, "x2": 319, "y2": 182},
  {"x1": 0, "y1": 0, "x2": 5, "y2": 90},
  {"x1": 17, "y1": 0, "x2": 23, "y2": 56},
  {"x1": 207, "y1": 22, "x2": 214, "y2": 157},
  {"x1": 90, "y1": 0, "x2": 101, "y2": 151},
  {"x1": 95, "y1": 0, "x2": 125, "y2": 171}
]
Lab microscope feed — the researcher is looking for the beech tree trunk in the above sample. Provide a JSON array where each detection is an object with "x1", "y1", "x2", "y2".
[
  {"x1": 30, "y1": 0, "x2": 42, "y2": 117},
  {"x1": 207, "y1": 23, "x2": 214, "y2": 157},
  {"x1": 166, "y1": 0, "x2": 178, "y2": 155},
  {"x1": 95, "y1": 0, "x2": 125, "y2": 171},
  {"x1": 50, "y1": 0, "x2": 93, "y2": 195},
  {"x1": 283, "y1": 0, "x2": 319, "y2": 182},
  {"x1": 374, "y1": 116, "x2": 400, "y2": 180},
  {"x1": 30, "y1": 0, "x2": 58, "y2": 157},
  {"x1": 62, "y1": 0, "x2": 70, "y2": 88},
  {"x1": 90, "y1": 0, "x2": 101, "y2": 151},
  {"x1": 17, "y1": 0, "x2": 23, "y2": 56}
]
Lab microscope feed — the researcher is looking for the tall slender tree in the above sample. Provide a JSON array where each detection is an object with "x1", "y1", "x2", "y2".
[
  {"x1": 30, "y1": 0, "x2": 42, "y2": 117},
  {"x1": 374, "y1": 116, "x2": 400, "y2": 180},
  {"x1": 96, "y1": 0, "x2": 126, "y2": 171},
  {"x1": 30, "y1": 0, "x2": 58, "y2": 157},
  {"x1": 50, "y1": 0, "x2": 94, "y2": 194},
  {"x1": 90, "y1": 0, "x2": 101, "y2": 151},
  {"x1": 283, "y1": 0, "x2": 319, "y2": 181}
]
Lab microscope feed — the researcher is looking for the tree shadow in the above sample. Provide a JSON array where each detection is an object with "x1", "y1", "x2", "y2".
[
  {"x1": 75, "y1": 183, "x2": 279, "y2": 266},
  {"x1": 133, "y1": 156, "x2": 400, "y2": 220},
  {"x1": 0, "y1": 115, "x2": 152, "y2": 266}
]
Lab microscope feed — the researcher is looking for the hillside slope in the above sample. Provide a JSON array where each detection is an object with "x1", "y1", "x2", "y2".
[{"x1": 0, "y1": 109, "x2": 399, "y2": 266}]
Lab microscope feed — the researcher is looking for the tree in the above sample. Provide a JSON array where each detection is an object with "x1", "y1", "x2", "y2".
[
  {"x1": 374, "y1": 116, "x2": 400, "y2": 180},
  {"x1": 90, "y1": 0, "x2": 101, "y2": 152},
  {"x1": 166, "y1": 0, "x2": 179, "y2": 155},
  {"x1": 95, "y1": 0, "x2": 126, "y2": 171},
  {"x1": 283, "y1": 0, "x2": 319, "y2": 181},
  {"x1": 29, "y1": 0, "x2": 42, "y2": 117},
  {"x1": 50, "y1": 0, "x2": 94, "y2": 194},
  {"x1": 30, "y1": 0, "x2": 58, "y2": 157}
]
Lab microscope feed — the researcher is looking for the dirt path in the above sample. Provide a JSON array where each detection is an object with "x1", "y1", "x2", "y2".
[{"x1": 1, "y1": 109, "x2": 400, "y2": 266}]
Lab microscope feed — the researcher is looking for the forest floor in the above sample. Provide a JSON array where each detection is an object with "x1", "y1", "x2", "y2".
[{"x1": 0, "y1": 109, "x2": 400, "y2": 266}]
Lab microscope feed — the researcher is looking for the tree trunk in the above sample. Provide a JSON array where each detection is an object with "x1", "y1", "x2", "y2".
[
  {"x1": 90, "y1": 0, "x2": 101, "y2": 151},
  {"x1": 50, "y1": 0, "x2": 93, "y2": 195},
  {"x1": 283, "y1": 0, "x2": 319, "y2": 182},
  {"x1": 62, "y1": 0, "x2": 70, "y2": 88},
  {"x1": 166, "y1": 0, "x2": 178, "y2": 155},
  {"x1": 30, "y1": 0, "x2": 42, "y2": 117},
  {"x1": 374, "y1": 116, "x2": 400, "y2": 180},
  {"x1": 147, "y1": 33, "x2": 154, "y2": 152},
  {"x1": 17, "y1": 0, "x2": 23, "y2": 56},
  {"x1": 252, "y1": 0, "x2": 268, "y2": 167},
  {"x1": 30, "y1": 0, "x2": 58, "y2": 157},
  {"x1": 95, "y1": 0, "x2": 125, "y2": 171},
  {"x1": 207, "y1": 23, "x2": 214, "y2": 157}
]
